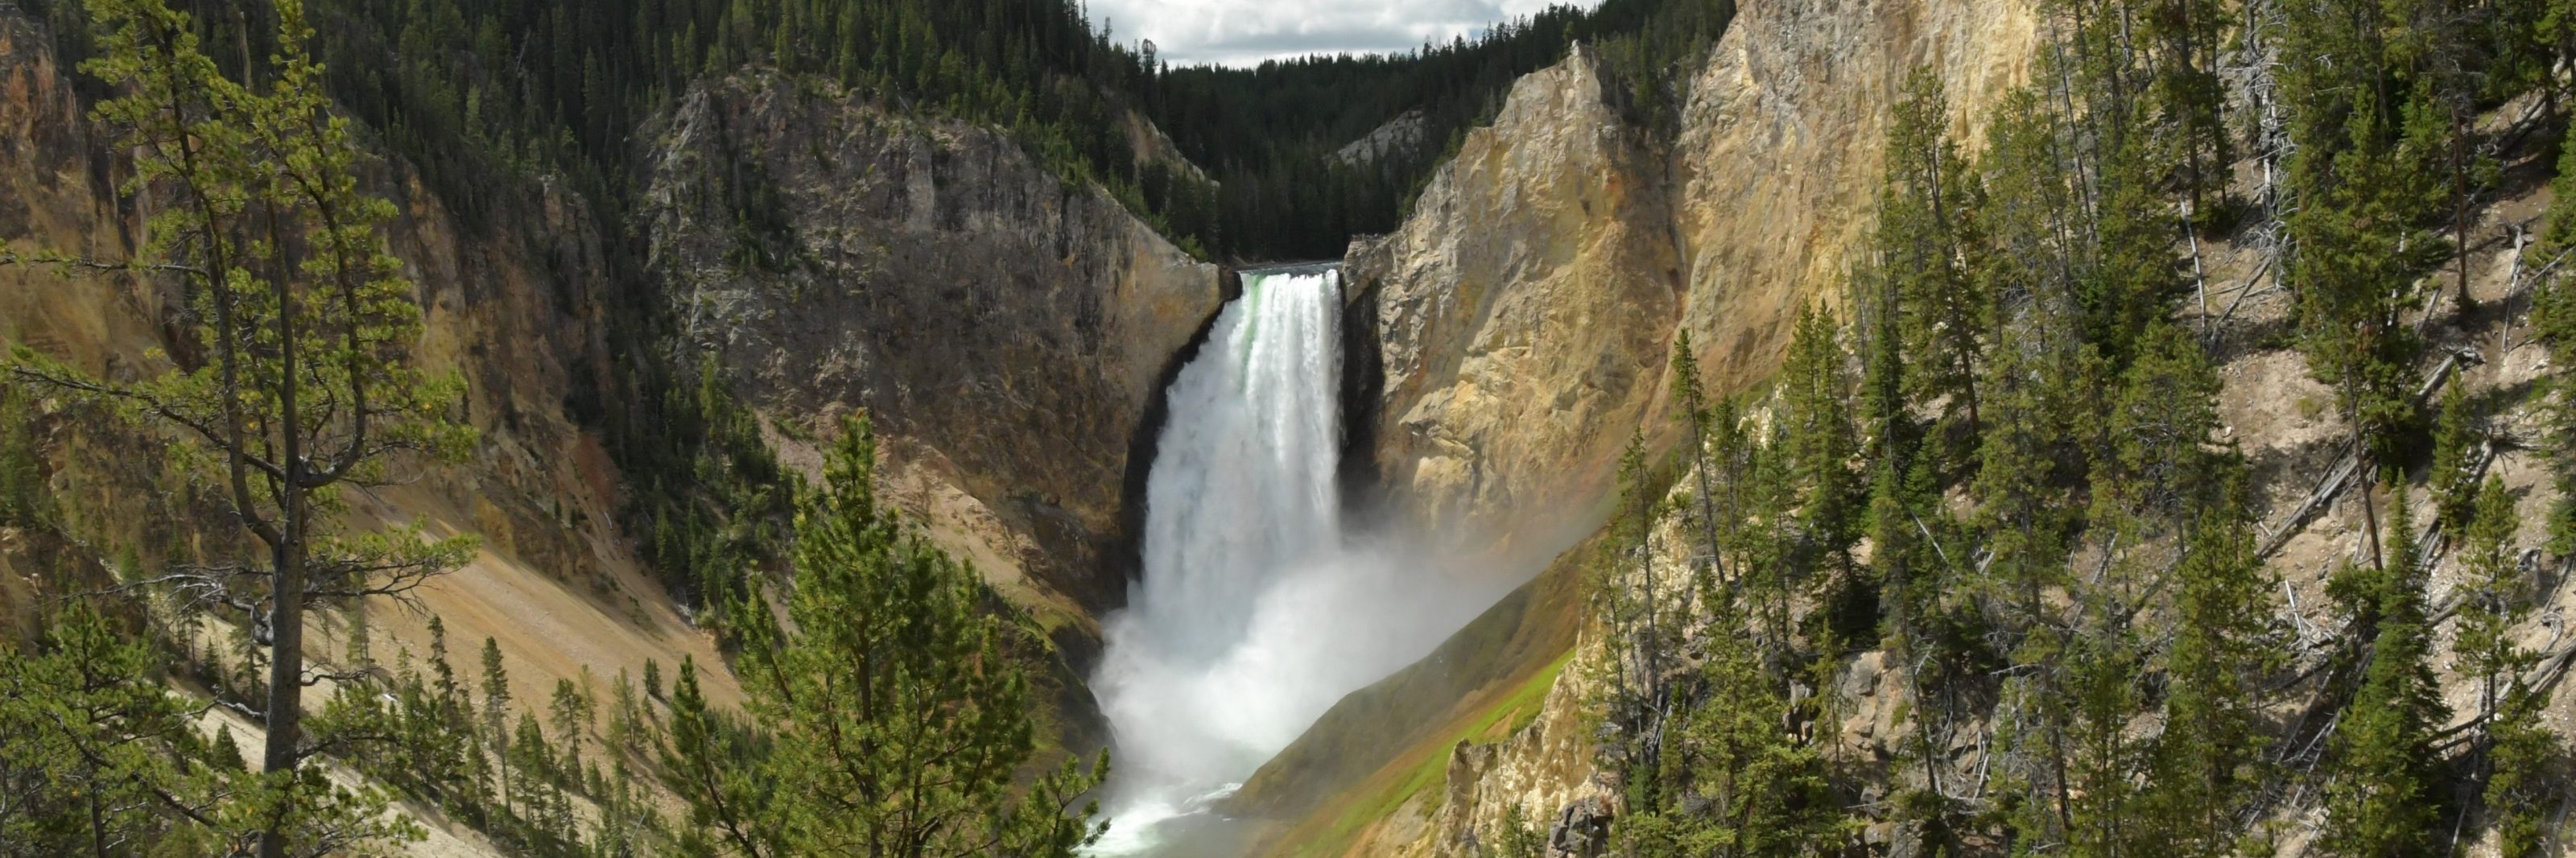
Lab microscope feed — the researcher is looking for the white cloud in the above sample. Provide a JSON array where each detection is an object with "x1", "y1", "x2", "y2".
[{"x1": 1085, "y1": 0, "x2": 1600, "y2": 67}]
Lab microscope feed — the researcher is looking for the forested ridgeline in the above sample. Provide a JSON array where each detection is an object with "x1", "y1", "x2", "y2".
[
  {"x1": 1142, "y1": 0, "x2": 1738, "y2": 259},
  {"x1": 17, "y1": 0, "x2": 1147, "y2": 230},
  {"x1": 1567, "y1": 0, "x2": 2576, "y2": 854},
  {"x1": 15, "y1": 0, "x2": 1736, "y2": 262}
]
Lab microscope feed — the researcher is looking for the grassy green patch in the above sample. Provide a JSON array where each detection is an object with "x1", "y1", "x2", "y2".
[
  {"x1": 1480, "y1": 648, "x2": 1577, "y2": 739},
  {"x1": 1282, "y1": 647, "x2": 1577, "y2": 858}
]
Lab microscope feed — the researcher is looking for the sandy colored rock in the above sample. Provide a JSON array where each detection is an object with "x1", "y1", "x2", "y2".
[
  {"x1": 1322, "y1": 0, "x2": 2045, "y2": 849},
  {"x1": 1351, "y1": 0, "x2": 2037, "y2": 555},
  {"x1": 1348, "y1": 46, "x2": 1682, "y2": 553}
]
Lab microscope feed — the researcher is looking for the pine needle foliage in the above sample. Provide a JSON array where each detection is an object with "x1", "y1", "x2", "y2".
[{"x1": 668, "y1": 414, "x2": 1106, "y2": 857}]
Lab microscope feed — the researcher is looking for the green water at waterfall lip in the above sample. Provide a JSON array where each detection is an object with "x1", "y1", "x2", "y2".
[
  {"x1": 1236, "y1": 260, "x2": 1342, "y2": 275},
  {"x1": 1234, "y1": 275, "x2": 1265, "y2": 392},
  {"x1": 1228, "y1": 266, "x2": 1347, "y2": 395}
]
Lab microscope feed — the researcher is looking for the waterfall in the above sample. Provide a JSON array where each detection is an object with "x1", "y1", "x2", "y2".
[
  {"x1": 1123, "y1": 270, "x2": 1346, "y2": 675},
  {"x1": 1089, "y1": 269, "x2": 1509, "y2": 856},
  {"x1": 1081, "y1": 270, "x2": 1351, "y2": 853}
]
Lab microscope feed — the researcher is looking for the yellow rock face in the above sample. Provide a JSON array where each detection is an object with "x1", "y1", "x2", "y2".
[
  {"x1": 1349, "y1": 47, "x2": 1682, "y2": 557},
  {"x1": 1323, "y1": 0, "x2": 2042, "y2": 851},
  {"x1": 1350, "y1": 0, "x2": 2037, "y2": 564}
]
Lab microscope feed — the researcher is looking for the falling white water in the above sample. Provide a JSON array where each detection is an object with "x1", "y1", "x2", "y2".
[{"x1": 1088, "y1": 270, "x2": 1497, "y2": 855}]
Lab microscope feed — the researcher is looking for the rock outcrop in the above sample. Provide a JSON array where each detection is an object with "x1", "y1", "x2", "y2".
[
  {"x1": 1345, "y1": 47, "x2": 1682, "y2": 550},
  {"x1": 1421, "y1": 633, "x2": 1614, "y2": 858},
  {"x1": 1348, "y1": 0, "x2": 2036, "y2": 553},
  {"x1": 640, "y1": 73, "x2": 1226, "y2": 621},
  {"x1": 1334, "y1": 109, "x2": 1430, "y2": 166},
  {"x1": 1669, "y1": 0, "x2": 2035, "y2": 393}
]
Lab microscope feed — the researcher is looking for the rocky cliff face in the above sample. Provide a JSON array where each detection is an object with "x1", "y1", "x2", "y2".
[
  {"x1": 1325, "y1": 0, "x2": 2576, "y2": 853},
  {"x1": 1348, "y1": 0, "x2": 2035, "y2": 554},
  {"x1": 1307, "y1": 0, "x2": 2043, "y2": 850},
  {"x1": 0, "y1": 14, "x2": 145, "y2": 381},
  {"x1": 639, "y1": 72, "x2": 1226, "y2": 623},
  {"x1": 1670, "y1": 0, "x2": 2034, "y2": 392},
  {"x1": 1345, "y1": 47, "x2": 1682, "y2": 549},
  {"x1": 1421, "y1": 634, "x2": 1612, "y2": 858}
]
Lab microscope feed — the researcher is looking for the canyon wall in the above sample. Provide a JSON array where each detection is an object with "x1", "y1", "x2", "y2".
[
  {"x1": 1347, "y1": 0, "x2": 2035, "y2": 557},
  {"x1": 4, "y1": 6, "x2": 1227, "y2": 751},
  {"x1": 1282, "y1": 0, "x2": 2044, "y2": 851},
  {"x1": 638, "y1": 72, "x2": 1228, "y2": 626},
  {"x1": 0, "y1": 6, "x2": 743, "y2": 720},
  {"x1": 1344, "y1": 46, "x2": 1681, "y2": 551},
  {"x1": 1669, "y1": 0, "x2": 2035, "y2": 393}
]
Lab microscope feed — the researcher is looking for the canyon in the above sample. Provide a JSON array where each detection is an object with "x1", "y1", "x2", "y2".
[{"x1": 4, "y1": 0, "x2": 2574, "y2": 854}]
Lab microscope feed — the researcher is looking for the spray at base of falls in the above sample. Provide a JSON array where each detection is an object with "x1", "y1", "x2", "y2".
[{"x1": 1088, "y1": 270, "x2": 1504, "y2": 856}]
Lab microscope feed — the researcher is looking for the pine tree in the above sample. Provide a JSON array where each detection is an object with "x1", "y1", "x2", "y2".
[
  {"x1": 1781, "y1": 305, "x2": 1862, "y2": 555},
  {"x1": 0, "y1": 383, "x2": 40, "y2": 526},
  {"x1": 663, "y1": 654, "x2": 779, "y2": 856},
  {"x1": 2430, "y1": 382, "x2": 2481, "y2": 536},
  {"x1": 2, "y1": 602, "x2": 228, "y2": 853},
  {"x1": 1671, "y1": 329, "x2": 1726, "y2": 587},
  {"x1": 1855, "y1": 258, "x2": 1915, "y2": 470},
  {"x1": 2538, "y1": 145, "x2": 2576, "y2": 551},
  {"x1": 2321, "y1": 482, "x2": 2450, "y2": 857},
  {"x1": 1706, "y1": 394, "x2": 1757, "y2": 580},
  {"x1": 675, "y1": 415, "x2": 1105, "y2": 856},
  {"x1": 481, "y1": 637, "x2": 514, "y2": 816},
  {"x1": 2386, "y1": 0, "x2": 2487, "y2": 312},
  {"x1": 2281, "y1": 0, "x2": 2436, "y2": 501},
  {"x1": 1615, "y1": 597, "x2": 1846, "y2": 856},
  {"x1": 342, "y1": 598, "x2": 373, "y2": 668},
  {"x1": 2095, "y1": 320, "x2": 2230, "y2": 540},
  {"x1": 2146, "y1": 502, "x2": 2281, "y2": 856},
  {"x1": 508, "y1": 710, "x2": 566, "y2": 841},
  {"x1": 1609, "y1": 428, "x2": 1673, "y2": 695},
  {"x1": 427, "y1": 617, "x2": 467, "y2": 739},
  {"x1": 11, "y1": 3, "x2": 478, "y2": 852},
  {"x1": 1778, "y1": 303, "x2": 1865, "y2": 633},
  {"x1": 1974, "y1": 325, "x2": 2075, "y2": 638},
  {"x1": 1741, "y1": 426, "x2": 1802, "y2": 669},
  {"x1": 1866, "y1": 448, "x2": 1922, "y2": 647},
  {"x1": 1970, "y1": 88, "x2": 2080, "y2": 351},
  {"x1": 1494, "y1": 802, "x2": 1547, "y2": 858},
  {"x1": 2452, "y1": 478, "x2": 2532, "y2": 733},
  {"x1": 2, "y1": 599, "x2": 426, "y2": 853},
  {"x1": 2145, "y1": 0, "x2": 2231, "y2": 217},
  {"x1": 2083, "y1": 130, "x2": 2182, "y2": 363},
  {"x1": 2479, "y1": 682, "x2": 2566, "y2": 858},
  {"x1": 1881, "y1": 68, "x2": 1990, "y2": 437},
  {"x1": 2063, "y1": 610, "x2": 2145, "y2": 858},
  {"x1": 549, "y1": 677, "x2": 594, "y2": 782}
]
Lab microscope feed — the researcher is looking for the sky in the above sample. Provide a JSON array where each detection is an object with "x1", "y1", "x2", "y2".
[{"x1": 1082, "y1": 0, "x2": 1604, "y2": 68}]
